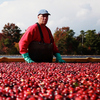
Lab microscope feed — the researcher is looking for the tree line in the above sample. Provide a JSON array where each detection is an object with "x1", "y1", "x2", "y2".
[
  {"x1": 54, "y1": 27, "x2": 100, "y2": 55},
  {"x1": 0, "y1": 23, "x2": 100, "y2": 55}
]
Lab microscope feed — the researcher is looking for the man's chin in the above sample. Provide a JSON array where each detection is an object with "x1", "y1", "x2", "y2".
[{"x1": 41, "y1": 23, "x2": 47, "y2": 26}]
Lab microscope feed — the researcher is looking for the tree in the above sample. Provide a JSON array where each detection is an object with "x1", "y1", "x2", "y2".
[
  {"x1": 54, "y1": 27, "x2": 70, "y2": 46},
  {"x1": 54, "y1": 27, "x2": 70, "y2": 54},
  {"x1": 1, "y1": 23, "x2": 22, "y2": 54},
  {"x1": 2, "y1": 23, "x2": 21, "y2": 43},
  {"x1": 96, "y1": 33, "x2": 100, "y2": 54},
  {"x1": 84, "y1": 30, "x2": 97, "y2": 54},
  {"x1": 54, "y1": 27, "x2": 78, "y2": 55},
  {"x1": 80, "y1": 30, "x2": 85, "y2": 46},
  {"x1": 63, "y1": 30, "x2": 78, "y2": 55},
  {"x1": 4, "y1": 38, "x2": 12, "y2": 47},
  {"x1": 0, "y1": 37, "x2": 5, "y2": 54},
  {"x1": 76, "y1": 30, "x2": 86, "y2": 55},
  {"x1": 57, "y1": 36, "x2": 66, "y2": 54}
]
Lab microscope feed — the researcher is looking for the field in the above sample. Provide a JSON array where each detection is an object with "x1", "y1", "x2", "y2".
[{"x1": 0, "y1": 62, "x2": 100, "y2": 100}]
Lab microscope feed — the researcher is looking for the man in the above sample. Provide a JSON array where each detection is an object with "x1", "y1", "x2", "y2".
[{"x1": 19, "y1": 9, "x2": 66, "y2": 63}]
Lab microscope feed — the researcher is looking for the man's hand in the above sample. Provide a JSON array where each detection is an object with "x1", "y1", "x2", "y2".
[
  {"x1": 22, "y1": 53, "x2": 34, "y2": 63},
  {"x1": 55, "y1": 53, "x2": 66, "y2": 63}
]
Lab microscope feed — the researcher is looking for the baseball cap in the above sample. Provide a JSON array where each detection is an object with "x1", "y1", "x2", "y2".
[{"x1": 38, "y1": 9, "x2": 50, "y2": 16}]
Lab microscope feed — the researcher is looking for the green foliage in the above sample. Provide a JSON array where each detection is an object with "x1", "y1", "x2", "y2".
[
  {"x1": 0, "y1": 23, "x2": 21, "y2": 54},
  {"x1": 2, "y1": 23, "x2": 21, "y2": 43},
  {"x1": 54, "y1": 27, "x2": 70, "y2": 46},
  {"x1": 56, "y1": 28, "x2": 78, "y2": 55},
  {"x1": 9, "y1": 47, "x2": 19, "y2": 54},
  {"x1": 65, "y1": 30, "x2": 78, "y2": 55},
  {"x1": 0, "y1": 38, "x2": 5, "y2": 54},
  {"x1": 4, "y1": 38, "x2": 11, "y2": 47},
  {"x1": 96, "y1": 34, "x2": 100, "y2": 54},
  {"x1": 54, "y1": 28, "x2": 100, "y2": 55},
  {"x1": 84, "y1": 30, "x2": 97, "y2": 55},
  {"x1": 58, "y1": 37, "x2": 66, "y2": 54}
]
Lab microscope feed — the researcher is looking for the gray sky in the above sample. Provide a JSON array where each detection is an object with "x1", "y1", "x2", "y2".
[{"x1": 0, "y1": 0, "x2": 100, "y2": 36}]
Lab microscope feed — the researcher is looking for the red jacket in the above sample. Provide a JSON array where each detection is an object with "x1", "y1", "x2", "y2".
[{"x1": 19, "y1": 23, "x2": 59, "y2": 54}]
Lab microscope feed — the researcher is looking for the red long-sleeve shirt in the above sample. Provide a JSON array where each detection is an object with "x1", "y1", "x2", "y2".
[{"x1": 19, "y1": 23, "x2": 59, "y2": 54}]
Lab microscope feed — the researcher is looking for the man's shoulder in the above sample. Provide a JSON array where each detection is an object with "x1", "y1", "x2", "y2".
[
  {"x1": 24, "y1": 23, "x2": 38, "y2": 34},
  {"x1": 28, "y1": 23, "x2": 38, "y2": 29}
]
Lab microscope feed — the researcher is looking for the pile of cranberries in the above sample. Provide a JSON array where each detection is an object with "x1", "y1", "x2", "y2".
[{"x1": 0, "y1": 62, "x2": 100, "y2": 100}]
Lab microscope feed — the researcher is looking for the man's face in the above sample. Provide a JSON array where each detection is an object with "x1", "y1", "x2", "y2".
[{"x1": 38, "y1": 14, "x2": 48, "y2": 25}]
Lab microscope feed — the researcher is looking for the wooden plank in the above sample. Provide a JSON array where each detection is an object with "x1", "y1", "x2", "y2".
[{"x1": 0, "y1": 57, "x2": 100, "y2": 62}]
